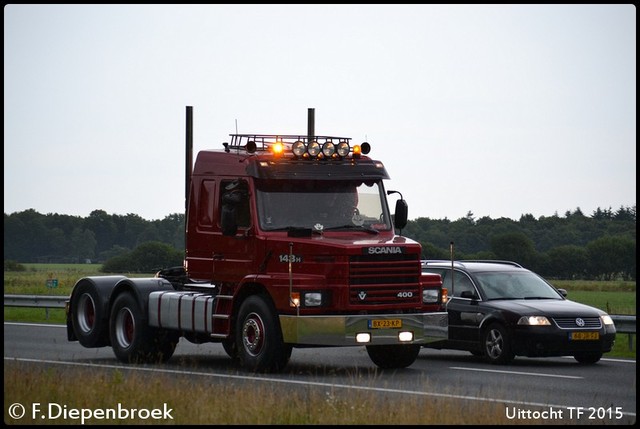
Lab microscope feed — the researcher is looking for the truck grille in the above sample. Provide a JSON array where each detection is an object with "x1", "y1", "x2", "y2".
[{"x1": 349, "y1": 254, "x2": 421, "y2": 305}]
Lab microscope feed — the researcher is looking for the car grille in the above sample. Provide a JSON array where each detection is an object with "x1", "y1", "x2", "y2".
[
  {"x1": 349, "y1": 254, "x2": 421, "y2": 305},
  {"x1": 552, "y1": 317, "x2": 602, "y2": 329}
]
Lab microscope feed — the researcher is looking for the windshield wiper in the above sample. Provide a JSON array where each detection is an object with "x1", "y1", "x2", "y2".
[
  {"x1": 322, "y1": 224, "x2": 379, "y2": 234},
  {"x1": 269, "y1": 227, "x2": 321, "y2": 237}
]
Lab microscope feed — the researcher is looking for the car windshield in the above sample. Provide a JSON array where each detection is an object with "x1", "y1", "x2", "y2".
[
  {"x1": 255, "y1": 179, "x2": 392, "y2": 232},
  {"x1": 474, "y1": 271, "x2": 562, "y2": 300}
]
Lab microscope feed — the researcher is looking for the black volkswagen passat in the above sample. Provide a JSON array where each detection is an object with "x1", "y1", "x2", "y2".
[{"x1": 422, "y1": 260, "x2": 616, "y2": 364}]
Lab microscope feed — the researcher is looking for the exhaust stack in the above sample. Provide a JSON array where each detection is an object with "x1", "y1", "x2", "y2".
[{"x1": 307, "y1": 108, "x2": 315, "y2": 143}]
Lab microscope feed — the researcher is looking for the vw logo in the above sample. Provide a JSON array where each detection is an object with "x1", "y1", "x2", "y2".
[
  {"x1": 358, "y1": 291, "x2": 367, "y2": 301},
  {"x1": 575, "y1": 317, "x2": 585, "y2": 327}
]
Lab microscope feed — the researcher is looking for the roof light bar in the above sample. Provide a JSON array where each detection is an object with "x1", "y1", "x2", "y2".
[{"x1": 228, "y1": 134, "x2": 370, "y2": 160}]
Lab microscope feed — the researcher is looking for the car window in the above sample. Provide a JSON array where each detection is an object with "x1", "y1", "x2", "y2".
[
  {"x1": 427, "y1": 268, "x2": 476, "y2": 298},
  {"x1": 450, "y1": 272, "x2": 475, "y2": 297},
  {"x1": 474, "y1": 272, "x2": 561, "y2": 300}
]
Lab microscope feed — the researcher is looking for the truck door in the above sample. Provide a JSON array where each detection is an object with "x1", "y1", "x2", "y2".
[{"x1": 213, "y1": 179, "x2": 256, "y2": 283}]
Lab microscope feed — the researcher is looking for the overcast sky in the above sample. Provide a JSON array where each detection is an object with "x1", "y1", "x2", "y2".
[{"x1": 4, "y1": 4, "x2": 636, "y2": 221}]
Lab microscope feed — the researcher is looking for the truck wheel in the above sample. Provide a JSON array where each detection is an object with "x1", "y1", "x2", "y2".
[
  {"x1": 222, "y1": 338, "x2": 239, "y2": 361},
  {"x1": 70, "y1": 281, "x2": 109, "y2": 348},
  {"x1": 482, "y1": 323, "x2": 515, "y2": 364},
  {"x1": 235, "y1": 295, "x2": 292, "y2": 372},
  {"x1": 366, "y1": 344, "x2": 421, "y2": 369},
  {"x1": 109, "y1": 292, "x2": 178, "y2": 364}
]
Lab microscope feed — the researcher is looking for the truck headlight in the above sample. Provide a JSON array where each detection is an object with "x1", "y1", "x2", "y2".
[
  {"x1": 423, "y1": 289, "x2": 439, "y2": 304},
  {"x1": 303, "y1": 292, "x2": 323, "y2": 307},
  {"x1": 292, "y1": 140, "x2": 306, "y2": 157},
  {"x1": 322, "y1": 141, "x2": 335, "y2": 157},
  {"x1": 337, "y1": 141, "x2": 350, "y2": 157},
  {"x1": 307, "y1": 141, "x2": 321, "y2": 157}
]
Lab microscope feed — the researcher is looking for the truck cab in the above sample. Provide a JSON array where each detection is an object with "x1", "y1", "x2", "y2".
[{"x1": 176, "y1": 133, "x2": 447, "y2": 368}]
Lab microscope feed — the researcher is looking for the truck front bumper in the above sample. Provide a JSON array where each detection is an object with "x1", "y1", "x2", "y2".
[{"x1": 280, "y1": 312, "x2": 448, "y2": 346}]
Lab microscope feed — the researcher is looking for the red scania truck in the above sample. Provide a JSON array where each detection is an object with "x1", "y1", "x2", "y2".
[{"x1": 66, "y1": 107, "x2": 448, "y2": 372}]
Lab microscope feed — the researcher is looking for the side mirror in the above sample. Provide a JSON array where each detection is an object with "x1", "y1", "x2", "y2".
[
  {"x1": 394, "y1": 199, "x2": 408, "y2": 230},
  {"x1": 557, "y1": 288, "x2": 567, "y2": 297},
  {"x1": 460, "y1": 290, "x2": 478, "y2": 300}
]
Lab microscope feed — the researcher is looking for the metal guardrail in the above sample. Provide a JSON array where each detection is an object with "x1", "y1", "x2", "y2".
[
  {"x1": 4, "y1": 294, "x2": 68, "y2": 320},
  {"x1": 4, "y1": 294, "x2": 68, "y2": 308},
  {"x1": 611, "y1": 315, "x2": 636, "y2": 351},
  {"x1": 611, "y1": 315, "x2": 636, "y2": 333},
  {"x1": 2, "y1": 295, "x2": 637, "y2": 350}
]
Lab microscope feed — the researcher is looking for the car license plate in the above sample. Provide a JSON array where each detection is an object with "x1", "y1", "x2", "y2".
[
  {"x1": 368, "y1": 319, "x2": 402, "y2": 329},
  {"x1": 570, "y1": 331, "x2": 600, "y2": 340}
]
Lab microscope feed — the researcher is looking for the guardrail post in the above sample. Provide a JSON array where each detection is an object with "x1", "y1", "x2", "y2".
[{"x1": 610, "y1": 315, "x2": 636, "y2": 352}]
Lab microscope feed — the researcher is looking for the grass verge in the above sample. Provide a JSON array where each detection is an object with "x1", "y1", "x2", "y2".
[{"x1": 4, "y1": 360, "x2": 588, "y2": 425}]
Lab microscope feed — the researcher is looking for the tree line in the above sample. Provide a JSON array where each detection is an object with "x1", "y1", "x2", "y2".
[
  {"x1": 4, "y1": 205, "x2": 636, "y2": 280},
  {"x1": 405, "y1": 206, "x2": 635, "y2": 281}
]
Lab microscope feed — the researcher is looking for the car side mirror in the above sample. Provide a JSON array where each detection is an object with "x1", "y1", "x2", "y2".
[
  {"x1": 460, "y1": 290, "x2": 478, "y2": 300},
  {"x1": 557, "y1": 288, "x2": 567, "y2": 297}
]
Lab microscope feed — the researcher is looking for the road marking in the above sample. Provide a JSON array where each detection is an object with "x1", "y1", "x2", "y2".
[
  {"x1": 4, "y1": 322, "x2": 66, "y2": 328},
  {"x1": 450, "y1": 366, "x2": 582, "y2": 379}
]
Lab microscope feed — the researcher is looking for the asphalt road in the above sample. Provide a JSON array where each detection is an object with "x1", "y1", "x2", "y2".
[{"x1": 4, "y1": 322, "x2": 636, "y2": 425}]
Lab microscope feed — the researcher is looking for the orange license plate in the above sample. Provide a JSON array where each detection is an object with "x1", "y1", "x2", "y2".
[
  {"x1": 369, "y1": 319, "x2": 402, "y2": 329},
  {"x1": 570, "y1": 331, "x2": 600, "y2": 340}
]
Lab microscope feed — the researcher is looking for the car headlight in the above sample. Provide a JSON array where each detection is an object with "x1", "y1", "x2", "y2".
[
  {"x1": 517, "y1": 316, "x2": 551, "y2": 326},
  {"x1": 600, "y1": 314, "x2": 615, "y2": 325}
]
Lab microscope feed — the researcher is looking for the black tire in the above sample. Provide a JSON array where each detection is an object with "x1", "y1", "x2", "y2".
[
  {"x1": 109, "y1": 292, "x2": 178, "y2": 364},
  {"x1": 482, "y1": 323, "x2": 515, "y2": 365},
  {"x1": 235, "y1": 295, "x2": 292, "y2": 372},
  {"x1": 222, "y1": 337, "x2": 239, "y2": 361},
  {"x1": 366, "y1": 344, "x2": 421, "y2": 369},
  {"x1": 574, "y1": 352, "x2": 602, "y2": 364},
  {"x1": 70, "y1": 281, "x2": 109, "y2": 348}
]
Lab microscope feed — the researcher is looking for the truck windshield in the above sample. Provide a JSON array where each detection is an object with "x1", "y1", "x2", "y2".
[{"x1": 256, "y1": 180, "x2": 392, "y2": 232}]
